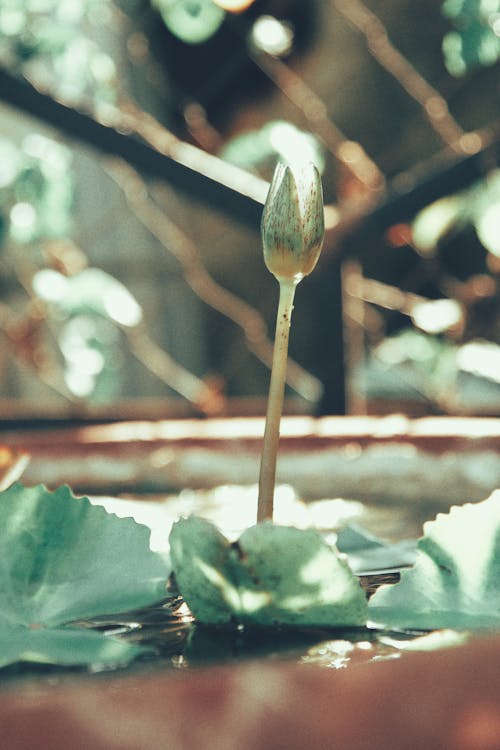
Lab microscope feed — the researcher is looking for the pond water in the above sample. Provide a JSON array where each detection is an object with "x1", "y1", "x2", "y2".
[{"x1": 0, "y1": 418, "x2": 497, "y2": 691}]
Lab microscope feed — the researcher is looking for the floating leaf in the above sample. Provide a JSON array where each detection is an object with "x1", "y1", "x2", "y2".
[
  {"x1": 0, "y1": 621, "x2": 146, "y2": 670},
  {"x1": 369, "y1": 492, "x2": 500, "y2": 630},
  {"x1": 0, "y1": 484, "x2": 171, "y2": 668},
  {"x1": 169, "y1": 515, "x2": 237, "y2": 624},
  {"x1": 336, "y1": 524, "x2": 416, "y2": 574},
  {"x1": 170, "y1": 516, "x2": 367, "y2": 627}
]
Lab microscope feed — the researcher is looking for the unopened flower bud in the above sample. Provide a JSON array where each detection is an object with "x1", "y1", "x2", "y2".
[{"x1": 261, "y1": 161, "x2": 325, "y2": 283}]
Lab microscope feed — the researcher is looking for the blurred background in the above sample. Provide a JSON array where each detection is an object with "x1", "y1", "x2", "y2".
[{"x1": 1, "y1": 0, "x2": 500, "y2": 423}]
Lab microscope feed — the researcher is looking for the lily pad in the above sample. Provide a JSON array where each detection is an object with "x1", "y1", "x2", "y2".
[
  {"x1": 0, "y1": 483, "x2": 172, "y2": 668},
  {"x1": 169, "y1": 516, "x2": 367, "y2": 627},
  {"x1": 0, "y1": 622, "x2": 146, "y2": 670},
  {"x1": 369, "y1": 492, "x2": 500, "y2": 630},
  {"x1": 336, "y1": 524, "x2": 417, "y2": 574}
]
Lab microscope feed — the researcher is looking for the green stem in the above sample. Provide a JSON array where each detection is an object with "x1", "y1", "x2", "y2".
[{"x1": 257, "y1": 279, "x2": 298, "y2": 523}]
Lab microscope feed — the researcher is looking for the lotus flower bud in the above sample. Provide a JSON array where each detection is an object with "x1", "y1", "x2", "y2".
[{"x1": 261, "y1": 161, "x2": 325, "y2": 283}]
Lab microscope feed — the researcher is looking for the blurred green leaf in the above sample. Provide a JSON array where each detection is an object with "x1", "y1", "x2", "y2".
[
  {"x1": 33, "y1": 268, "x2": 143, "y2": 326},
  {"x1": 32, "y1": 266, "x2": 141, "y2": 400},
  {"x1": 221, "y1": 120, "x2": 325, "y2": 178},
  {"x1": 152, "y1": 0, "x2": 225, "y2": 44},
  {"x1": 0, "y1": 138, "x2": 22, "y2": 190},
  {"x1": 412, "y1": 195, "x2": 465, "y2": 254},
  {"x1": 58, "y1": 314, "x2": 121, "y2": 400},
  {"x1": 0, "y1": 0, "x2": 117, "y2": 104},
  {"x1": 412, "y1": 169, "x2": 500, "y2": 261},
  {"x1": 442, "y1": 0, "x2": 500, "y2": 74},
  {"x1": 371, "y1": 329, "x2": 458, "y2": 400},
  {"x1": 470, "y1": 170, "x2": 500, "y2": 255},
  {"x1": 0, "y1": 135, "x2": 73, "y2": 244}
]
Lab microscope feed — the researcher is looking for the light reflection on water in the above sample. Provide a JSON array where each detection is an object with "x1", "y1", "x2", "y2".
[{"x1": 88, "y1": 482, "x2": 442, "y2": 553}]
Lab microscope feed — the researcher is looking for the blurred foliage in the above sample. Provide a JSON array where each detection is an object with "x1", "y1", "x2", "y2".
[
  {"x1": 151, "y1": 0, "x2": 226, "y2": 44},
  {"x1": 0, "y1": 134, "x2": 72, "y2": 245},
  {"x1": 360, "y1": 330, "x2": 500, "y2": 412},
  {"x1": 150, "y1": 0, "x2": 288, "y2": 50},
  {"x1": 0, "y1": 134, "x2": 142, "y2": 402},
  {"x1": 33, "y1": 267, "x2": 142, "y2": 327},
  {"x1": 0, "y1": 0, "x2": 499, "y2": 413},
  {"x1": 412, "y1": 169, "x2": 500, "y2": 259},
  {"x1": 0, "y1": 0, "x2": 117, "y2": 105},
  {"x1": 32, "y1": 268, "x2": 142, "y2": 399},
  {"x1": 220, "y1": 120, "x2": 325, "y2": 178},
  {"x1": 359, "y1": 330, "x2": 457, "y2": 406},
  {"x1": 442, "y1": 0, "x2": 500, "y2": 74},
  {"x1": 354, "y1": 169, "x2": 500, "y2": 413},
  {"x1": 0, "y1": 0, "x2": 150, "y2": 401}
]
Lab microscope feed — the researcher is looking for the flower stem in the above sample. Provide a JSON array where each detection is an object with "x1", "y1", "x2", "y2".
[{"x1": 257, "y1": 279, "x2": 298, "y2": 522}]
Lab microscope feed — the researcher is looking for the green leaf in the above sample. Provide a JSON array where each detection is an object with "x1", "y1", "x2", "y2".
[
  {"x1": 169, "y1": 515, "x2": 237, "y2": 624},
  {"x1": 336, "y1": 524, "x2": 416, "y2": 574},
  {"x1": 369, "y1": 492, "x2": 500, "y2": 630},
  {"x1": 170, "y1": 516, "x2": 367, "y2": 627},
  {"x1": 0, "y1": 623, "x2": 146, "y2": 670},
  {"x1": 0, "y1": 484, "x2": 171, "y2": 668}
]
